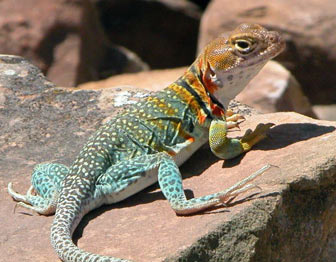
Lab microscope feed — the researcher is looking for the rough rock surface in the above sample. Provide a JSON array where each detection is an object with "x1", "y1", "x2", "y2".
[
  {"x1": 313, "y1": 105, "x2": 336, "y2": 121},
  {"x1": 77, "y1": 67, "x2": 187, "y2": 92},
  {"x1": 1, "y1": 56, "x2": 336, "y2": 261},
  {"x1": 0, "y1": 55, "x2": 151, "y2": 173},
  {"x1": 198, "y1": 0, "x2": 336, "y2": 104}
]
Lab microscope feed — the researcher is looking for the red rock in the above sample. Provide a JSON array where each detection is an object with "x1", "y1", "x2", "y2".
[
  {"x1": 313, "y1": 104, "x2": 336, "y2": 121},
  {"x1": 2, "y1": 112, "x2": 336, "y2": 261},
  {"x1": 0, "y1": 0, "x2": 148, "y2": 87},
  {"x1": 77, "y1": 67, "x2": 186, "y2": 92},
  {"x1": 0, "y1": 0, "x2": 82, "y2": 86}
]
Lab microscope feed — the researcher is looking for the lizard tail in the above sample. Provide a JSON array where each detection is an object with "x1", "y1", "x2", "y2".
[{"x1": 50, "y1": 199, "x2": 130, "y2": 262}]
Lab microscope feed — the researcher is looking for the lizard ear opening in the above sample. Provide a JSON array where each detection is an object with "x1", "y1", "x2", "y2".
[{"x1": 204, "y1": 62, "x2": 222, "y2": 91}]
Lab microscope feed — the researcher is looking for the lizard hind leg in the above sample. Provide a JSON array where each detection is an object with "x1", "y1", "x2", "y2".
[
  {"x1": 7, "y1": 163, "x2": 69, "y2": 215},
  {"x1": 158, "y1": 155, "x2": 273, "y2": 215}
]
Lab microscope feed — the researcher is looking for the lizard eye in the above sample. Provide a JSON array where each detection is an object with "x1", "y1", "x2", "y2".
[{"x1": 234, "y1": 39, "x2": 255, "y2": 54}]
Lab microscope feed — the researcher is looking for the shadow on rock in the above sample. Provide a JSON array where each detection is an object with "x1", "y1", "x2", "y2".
[{"x1": 259, "y1": 123, "x2": 335, "y2": 150}]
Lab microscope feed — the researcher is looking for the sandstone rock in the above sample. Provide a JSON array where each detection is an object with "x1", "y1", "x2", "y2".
[
  {"x1": 94, "y1": 0, "x2": 201, "y2": 69},
  {"x1": 0, "y1": 54, "x2": 150, "y2": 179},
  {"x1": 1, "y1": 56, "x2": 336, "y2": 261},
  {"x1": 0, "y1": 0, "x2": 148, "y2": 87},
  {"x1": 198, "y1": 0, "x2": 336, "y2": 104},
  {"x1": 0, "y1": 0, "x2": 82, "y2": 86},
  {"x1": 77, "y1": 67, "x2": 187, "y2": 92},
  {"x1": 313, "y1": 104, "x2": 336, "y2": 121},
  {"x1": 237, "y1": 61, "x2": 316, "y2": 118}
]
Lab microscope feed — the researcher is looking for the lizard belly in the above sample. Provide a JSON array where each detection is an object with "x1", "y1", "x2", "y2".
[
  {"x1": 105, "y1": 167, "x2": 159, "y2": 204},
  {"x1": 173, "y1": 129, "x2": 209, "y2": 167},
  {"x1": 173, "y1": 125, "x2": 209, "y2": 167}
]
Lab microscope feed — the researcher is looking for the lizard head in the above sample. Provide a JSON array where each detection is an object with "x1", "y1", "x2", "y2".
[{"x1": 198, "y1": 23, "x2": 285, "y2": 108}]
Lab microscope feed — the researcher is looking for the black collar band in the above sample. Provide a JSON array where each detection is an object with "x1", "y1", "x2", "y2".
[{"x1": 176, "y1": 78, "x2": 213, "y2": 120}]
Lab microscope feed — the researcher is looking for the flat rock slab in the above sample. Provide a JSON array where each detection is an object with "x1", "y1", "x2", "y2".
[{"x1": 1, "y1": 56, "x2": 336, "y2": 262}]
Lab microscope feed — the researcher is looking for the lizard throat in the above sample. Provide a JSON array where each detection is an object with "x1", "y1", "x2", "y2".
[
  {"x1": 177, "y1": 65, "x2": 226, "y2": 121},
  {"x1": 190, "y1": 63, "x2": 226, "y2": 117}
]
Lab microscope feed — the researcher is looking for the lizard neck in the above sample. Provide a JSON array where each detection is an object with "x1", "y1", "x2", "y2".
[{"x1": 165, "y1": 64, "x2": 226, "y2": 125}]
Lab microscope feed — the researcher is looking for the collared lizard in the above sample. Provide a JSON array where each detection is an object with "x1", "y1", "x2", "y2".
[{"x1": 7, "y1": 23, "x2": 285, "y2": 262}]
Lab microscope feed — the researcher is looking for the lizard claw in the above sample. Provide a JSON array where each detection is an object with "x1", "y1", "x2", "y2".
[{"x1": 226, "y1": 112, "x2": 246, "y2": 131}]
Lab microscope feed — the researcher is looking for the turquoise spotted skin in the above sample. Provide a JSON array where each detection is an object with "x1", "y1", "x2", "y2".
[{"x1": 7, "y1": 23, "x2": 284, "y2": 262}]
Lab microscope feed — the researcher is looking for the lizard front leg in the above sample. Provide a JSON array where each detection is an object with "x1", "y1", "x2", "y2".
[{"x1": 209, "y1": 119, "x2": 273, "y2": 160}]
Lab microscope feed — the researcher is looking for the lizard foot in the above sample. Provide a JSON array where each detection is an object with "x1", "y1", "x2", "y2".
[
  {"x1": 241, "y1": 123, "x2": 274, "y2": 151},
  {"x1": 8, "y1": 182, "x2": 31, "y2": 204},
  {"x1": 218, "y1": 164, "x2": 271, "y2": 204},
  {"x1": 8, "y1": 182, "x2": 56, "y2": 215}
]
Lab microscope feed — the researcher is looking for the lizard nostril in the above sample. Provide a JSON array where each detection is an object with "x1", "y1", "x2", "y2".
[{"x1": 268, "y1": 32, "x2": 280, "y2": 43}]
